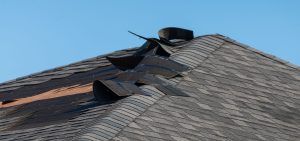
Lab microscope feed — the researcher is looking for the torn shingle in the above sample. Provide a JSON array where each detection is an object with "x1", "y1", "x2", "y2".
[
  {"x1": 0, "y1": 27, "x2": 299, "y2": 141},
  {"x1": 106, "y1": 55, "x2": 144, "y2": 71},
  {"x1": 93, "y1": 80, "x2": 142, "y2": 101}
]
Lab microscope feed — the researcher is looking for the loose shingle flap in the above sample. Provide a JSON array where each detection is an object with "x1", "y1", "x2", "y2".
[
  {"x1": 134, "y1": 74, "x2": 189, "y2": 97},
  {"x1": 94, "y1": 27, "x2": 192, "y2": 102},
  {"x1": 107, "y1": 46, "x2": 173, "y2": 71},
  {"x1": 114, "y1": 71, "x2": 146, "y2": 81},
  {"x1": 133, "y1": 39, "x2": 173, "y2": 57},
  {"x1": 107, "y1": 27, "x2": 195, "y2": 71},
  {"x1": 134, "y1": 56, "x2": 189, "y2": 78},
  {"x1": 128, "y1": 31, "x2": 172, "y2": 56},
  {"x1": 130, "y1": 27, "x2": 196, "y2": 56},
  {"x1": 106, "y1": 55, "x2": 144, "y2": 71},
  {"x1": 139, "y1": 56, "x2": 189, "y2": 72},
  {"x1": 107, "y1": 55, "x2": 189, "y2": 78},
  {"x1": 128, "y1": 40, "x2": 172, "y2": 57},
  {"x1": 134, "y1": 65, "x2": 179, "y2": 78},
  {"x1": 132, "y1": 40, "x2": 157, "y2": 56},
  {"x1": 93, "y1": 80, "x2": 143, "y2": 102},
  {"x1": 158, "y1": 27, "x2": 194, "y2": 45},
  {"x1": 134, "y1": 74, "x2": 168, "y2": 86},
  {"x1": 154, "y1": 44, "x2": 173, "y2": 57}
]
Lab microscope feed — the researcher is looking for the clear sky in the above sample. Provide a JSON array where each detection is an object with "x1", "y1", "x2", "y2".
[{"x1": 0, "y1": 0, "x2": 299, "y2": 83}]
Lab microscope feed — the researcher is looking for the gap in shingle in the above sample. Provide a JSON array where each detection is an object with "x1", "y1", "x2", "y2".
[
  {"x1": 1, "y1": 99, "x2": 17, "y2": 105},
  {"x1": 155, "y1": 46, "x2": 171, "y2": 57},
  {"x1": 93, "y1": 80, "x2": 125, "y2": 103}
]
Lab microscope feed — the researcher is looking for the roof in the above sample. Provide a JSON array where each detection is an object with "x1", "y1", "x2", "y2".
[{"x1": 0, "y1": 27, "x2": 300, "y2": 141}]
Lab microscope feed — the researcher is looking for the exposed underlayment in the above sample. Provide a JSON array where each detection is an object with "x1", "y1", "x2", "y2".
[
  {"x1": 0, "y1": 83, "x2": 92, "y2": 108},
  {"x1": 0, "y1": 27, "x2": 300, "y2": 141}
]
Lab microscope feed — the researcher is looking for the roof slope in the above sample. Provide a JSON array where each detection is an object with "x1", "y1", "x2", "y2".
[{"x1": 0, "y1": 28, "x2": 300, "y2": 141}]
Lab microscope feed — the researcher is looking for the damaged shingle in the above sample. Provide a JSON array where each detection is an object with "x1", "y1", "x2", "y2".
[
  {"x1": 94, "y1": 28, "x2": 192, "y2": 101},
  {"x1": 93, "y1": 80, "x2": 141, "y2": 102},
  {"x1": 106, "y1": 55, "x2": 144, "y2": 71},
  {"x1": 1, "y1": 27, "x2": 300, "y2": 141}
]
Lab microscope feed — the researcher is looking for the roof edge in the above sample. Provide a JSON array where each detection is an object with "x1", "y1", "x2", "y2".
[
  {"x1": 214, "y1": 34, "x2": 300, "y2": 71},
  {"x1": 0, "y1": 48, "x2": 137, "y2": 86}
]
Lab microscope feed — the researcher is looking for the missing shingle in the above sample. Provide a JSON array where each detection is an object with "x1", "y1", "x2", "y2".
[{"x1": 1, "y1": 99, "x2": 17, "y2": 105}]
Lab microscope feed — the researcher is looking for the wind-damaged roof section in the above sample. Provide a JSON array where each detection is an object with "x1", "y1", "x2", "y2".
[
  {"x1": 93, "y1": 28, "x2": 191, "y2": 103},
  {"x1": 1, "y1": 27, "x2": 300, "y2": 141}
]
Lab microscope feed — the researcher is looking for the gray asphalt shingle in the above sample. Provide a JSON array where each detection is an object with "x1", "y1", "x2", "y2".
[{"x1": 0, "y1": 28, "x2": 299, "y2": 141}]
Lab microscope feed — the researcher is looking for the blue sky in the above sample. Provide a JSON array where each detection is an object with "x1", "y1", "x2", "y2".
[{"x1": 0, "y1": 0, "x2": 299, "y2": 83}]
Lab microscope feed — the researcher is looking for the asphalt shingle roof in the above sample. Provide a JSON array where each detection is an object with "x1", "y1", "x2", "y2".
[{"x1": 0, "y1": 27, "x2": 299, "y2": 141}]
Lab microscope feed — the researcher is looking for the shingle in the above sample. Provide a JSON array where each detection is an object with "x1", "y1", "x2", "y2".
[
  {"x1": 80, "y1": 133, "x2": 108, "y2": 141},
  {"x1": 1, "y1": 29, "x2": 300, "y2": 141},
  {"x1": 92, "y1": 124, "x2": 119, "y2": 134},
  {"x1": 113, "y1": 34, "x2": 300, "y2": 141},
  {"x1": 197, "y1": 103, "x2": 213, "y2": 110},
  {"x1": 128, "y1": 122, "x2": 142, "y2": 129},
  {"x1": 179, "y1": 123, "x2": 197, "y2": 130},
  {"x1": 112, "y1": 136, "x2": 131, "y2": 141},
  {"x1": 118, "y1": 131, "x2": 150, "y2": 141},
  {"x1": 171, "y1": 136, "x2": 190, "y2": 141},
  {"x1": 113, "y1": 109, "x2": 138, "y2": 118}
]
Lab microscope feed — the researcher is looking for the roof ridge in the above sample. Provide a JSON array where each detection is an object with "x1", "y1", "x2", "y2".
[{"x1": 214, "y1": 34, "x2": 300, "y2": 71}]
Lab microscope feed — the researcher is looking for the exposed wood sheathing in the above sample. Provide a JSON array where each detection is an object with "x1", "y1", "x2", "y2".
[{"x1": 0, "y1": 84, "x2": 92, "y2": 108}]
